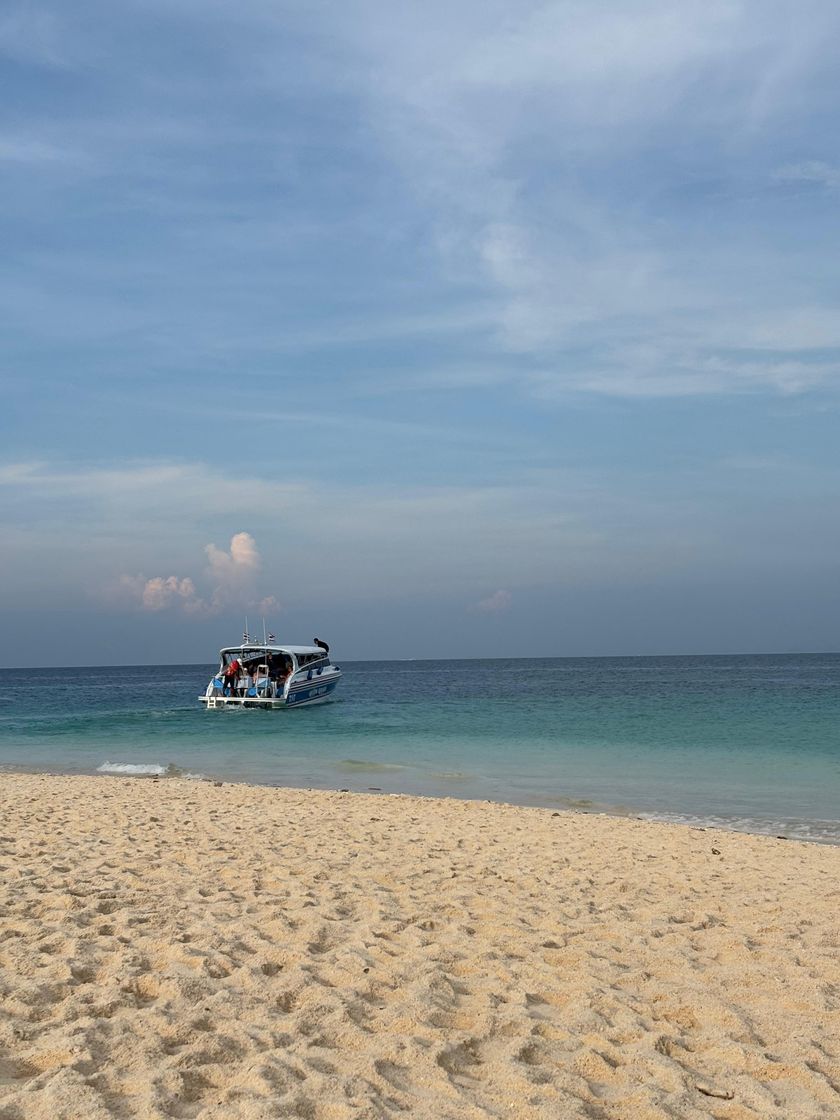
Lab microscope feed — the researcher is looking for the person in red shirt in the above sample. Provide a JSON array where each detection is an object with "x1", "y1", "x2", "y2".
[{"x1": 223, "y1": 657, "x2": 241, "y2": 697}]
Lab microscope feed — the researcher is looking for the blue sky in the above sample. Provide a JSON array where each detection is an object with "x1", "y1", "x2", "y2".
[{"x1": 1, "y1": 0, "x2": 839, "y2": 664}]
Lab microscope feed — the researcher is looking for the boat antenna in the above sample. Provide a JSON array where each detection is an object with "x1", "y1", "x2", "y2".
[
  {"x1": 262, "y1": 617, "x2": 267, "y2": 646},
  {"x1": 243, "y1": 616, "x2": 249, "y2": 645}
]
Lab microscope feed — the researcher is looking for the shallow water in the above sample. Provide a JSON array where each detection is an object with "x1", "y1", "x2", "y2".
[{"x1": 1, "y1": 655, "x2": 838, "y2": 841}]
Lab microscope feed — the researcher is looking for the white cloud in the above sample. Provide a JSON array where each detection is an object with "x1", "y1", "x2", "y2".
[
  {"x1": 117, "y1": 532, "x2": 278, "y2": 617},
  {"x1": 116, "y1": 573, "x2": 203, "y2": 615},
  {"x1": 457, "y1": 1, "x2": 744, "y2": 110},
  {"x1": 471, "y1": 589, "x2": 512, "y2": 614},
  {"x1": 140, "y1": 575, "x2": 201, "y2": 612},
  {"x1": 206, "y1": 531, "x2": 259, "y2": 579},
  {"x1": 529, "y1": 344, "x2": 840, "y2": 399},
  {"x1": 205, "y1": 531, "x2": 263, "y2": 610}
]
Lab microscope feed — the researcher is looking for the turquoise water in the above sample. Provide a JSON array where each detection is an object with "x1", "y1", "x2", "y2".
[{"x1": 1, "y1": 655, "x2": 838, "y2": 841}]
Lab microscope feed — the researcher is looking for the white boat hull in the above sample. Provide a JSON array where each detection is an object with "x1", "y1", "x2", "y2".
[
  {"x1": 200, "y1": 654, "x2": 341, "y2": 710},
  {"x1": 200, "y1": 683, "x2": 339, "y2": 710}
]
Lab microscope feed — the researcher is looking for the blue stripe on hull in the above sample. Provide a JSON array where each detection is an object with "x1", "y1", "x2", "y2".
[{"x1": 286, "y1": 680, "x2": 339, "y2": 705}]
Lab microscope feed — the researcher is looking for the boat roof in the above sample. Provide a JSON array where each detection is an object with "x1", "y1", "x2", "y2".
[{"x1": 219, "y1": 644, "x2": 326, "y2": 657}]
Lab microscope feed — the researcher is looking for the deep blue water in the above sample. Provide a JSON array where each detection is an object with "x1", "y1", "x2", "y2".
[{"x1": 0, "y1": 655, "x2": 838, "y2": 841}]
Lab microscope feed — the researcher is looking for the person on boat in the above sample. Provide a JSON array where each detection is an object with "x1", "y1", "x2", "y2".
[
  {"x1": 314, "y1": 637, "x2": 330, "y2": 655},
  {"x1": 223, "y1": 657, "x2": 241, "y2": 697}
]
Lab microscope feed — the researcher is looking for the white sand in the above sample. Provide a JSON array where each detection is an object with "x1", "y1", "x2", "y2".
[{"x1": 0, "y1": 773, "x2": 839, "y2": 1119}]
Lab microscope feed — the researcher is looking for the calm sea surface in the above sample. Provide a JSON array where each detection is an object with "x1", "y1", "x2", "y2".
[{"x1": 1, "y1": 655, "x2": 838, "y2": 842}]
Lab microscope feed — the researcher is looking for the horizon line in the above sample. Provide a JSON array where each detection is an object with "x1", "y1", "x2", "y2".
[{"x1": 1, "y1": 650, "x2": 838, "y2": 672}]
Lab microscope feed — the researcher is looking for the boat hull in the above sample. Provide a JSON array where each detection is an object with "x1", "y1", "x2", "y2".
[{"x1": 200, "y1": 673, "x2": 340, "y2": 710}]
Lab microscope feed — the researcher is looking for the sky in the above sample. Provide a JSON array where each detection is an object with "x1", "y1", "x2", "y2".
[{"x1": 1, "y1": 0, "x2": 839, "y2": 665}]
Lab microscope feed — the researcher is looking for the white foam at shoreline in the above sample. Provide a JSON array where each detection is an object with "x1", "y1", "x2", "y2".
[
  {"x1": 639, "y1": 810, "x2": 840, "y2": 845},
  {"x1": 97, "y1": 762, "x2": 167, "y2": 776},
  {"x1": 96, "y1": 761, "x2": 207, "y2": 780}
]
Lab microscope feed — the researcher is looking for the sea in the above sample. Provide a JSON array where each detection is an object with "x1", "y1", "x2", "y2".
[{"x1": 1, "y1": 654, "x2": 838, "y2": 843}]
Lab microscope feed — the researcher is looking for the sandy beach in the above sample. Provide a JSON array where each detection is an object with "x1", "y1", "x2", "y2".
[{"x1": 0, "y1": 775, "x2": 838, "y2": 1119}]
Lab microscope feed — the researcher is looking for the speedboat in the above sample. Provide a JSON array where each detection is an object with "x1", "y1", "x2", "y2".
[{"x1": 200, "y1": 640, "x2": 341, "y2": 709}]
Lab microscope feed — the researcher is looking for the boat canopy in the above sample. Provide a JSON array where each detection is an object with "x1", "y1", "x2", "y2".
[{"x1": 220, "y1": 645, "x2": 327, "y2": 658}]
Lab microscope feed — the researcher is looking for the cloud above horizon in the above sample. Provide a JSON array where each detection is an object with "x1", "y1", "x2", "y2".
[
  {"x1": 472, "y1": 589, "x2": 513, "y2": 614},
  {"x1": 117, "y1": 532, "x2": 278, "y2": 617}
]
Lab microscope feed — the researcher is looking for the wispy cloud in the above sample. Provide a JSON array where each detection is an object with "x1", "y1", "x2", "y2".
[
  {"x1": 0, "y1": 460, "x2": 306, "y2": 515},
  {"x1": 471, "y1": 589, "x2": 512, "y2": 614},
  {"x1": 528, "y1": 345, "x2": 840, "y2": 399},
  {"x1": 334, "y1": 0, "x2": 840, "y2": 395},
  {"x1": 0, "y1": 136, "x2": 79, "y2": 164},
  {"x1": 0, "y1": 4, "x2": 73, "y2": 68},
  {"x1": 12, "y1": 450, "x2": 835, "y2": 627},
  {"x1": 773, "y1": 160, "x2": 840, "y2": 190},
  {"x1": 0, "y1": 458, "x2": 633, "y2": 608},
  {"x1": 3, "y1": 1, "x2": 839, "y2": 405}
]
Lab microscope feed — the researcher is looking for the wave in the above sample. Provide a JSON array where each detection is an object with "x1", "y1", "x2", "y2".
[
  {"x1": 97, "y1": 761, "x2": 167, "y2": 775},
  {"x1": 335, "y1": 759, "x2": 405, "y2": 773},
  {"x1": 95, "y1": 761, "x2": 205, "y2": 779},
  {"x1": 638, "y1": 810, "x2": 840, "y2": 846}
]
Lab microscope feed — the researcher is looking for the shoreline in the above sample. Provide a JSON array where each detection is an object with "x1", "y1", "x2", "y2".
[
  {"x1": 2, "y1": 759, "x2": 840, "y2": 846},
  {"x1": 2, "y1": 772, "x2": 839, "y2": 1118}
]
